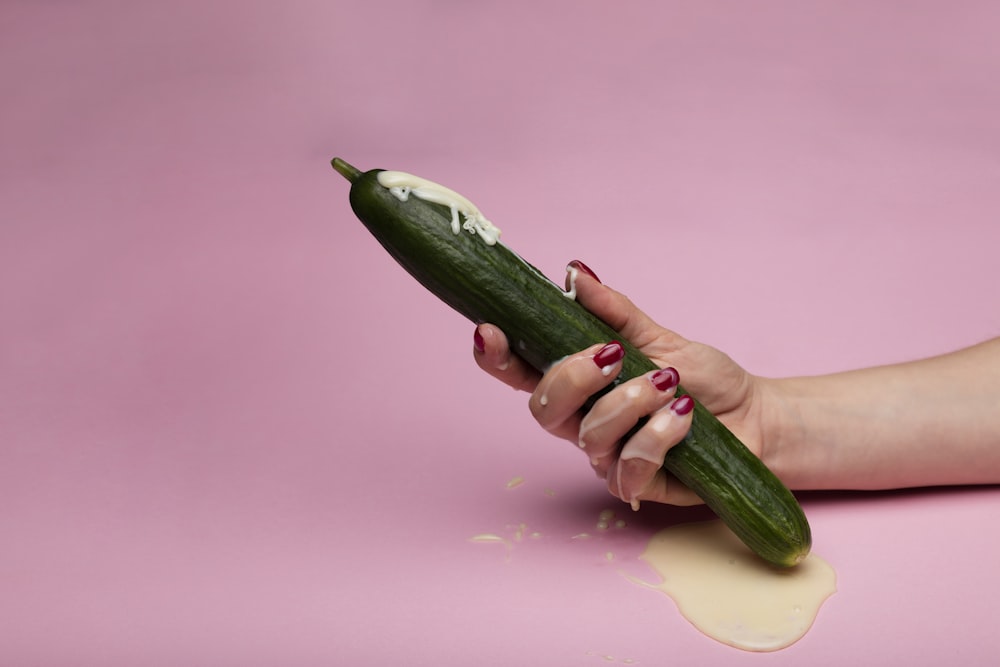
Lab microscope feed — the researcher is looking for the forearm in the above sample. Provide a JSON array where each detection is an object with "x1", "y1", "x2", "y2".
[{"x1": 761, "y1": 337, "x2": 1000, "y2": 491}]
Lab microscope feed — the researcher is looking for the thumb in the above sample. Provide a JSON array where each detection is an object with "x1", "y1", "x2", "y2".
[{"x1": 566, "y1": 260, "x2": 680, "y2": 348}]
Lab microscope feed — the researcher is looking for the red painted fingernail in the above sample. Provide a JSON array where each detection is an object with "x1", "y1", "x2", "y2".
[
  {"x1": 651, "y1": 367, "x2": 680, "y2": 391},
  {"x1": 593, "y1": 341, "x2": 625, "y2": 369},
  {"x1": 568, "y1": 260, "x2": 601, "y2": 284},
  {"x1": 671, "y1": 395, "x2": 695, "y2": 416},
  {"x1": 473, "y1": 328, "x2": 485, "y2": 353}
]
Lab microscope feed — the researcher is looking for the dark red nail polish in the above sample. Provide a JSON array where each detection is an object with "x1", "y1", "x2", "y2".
[
  {"x1": 671, "y1": 395, "x2": 695, "y2": 416},
  {"x1": 651, "y1": 367, "x2": 680, "y2": 391},
  {"x1": 593, "y1": 341, "x2": 624, "y2": 368},
  {"x1": 473, "y1": 328, "x2": 485, "y2": 353},
  {"x1": 568, "y1": 260, "x2": 601, "y2": 284}
]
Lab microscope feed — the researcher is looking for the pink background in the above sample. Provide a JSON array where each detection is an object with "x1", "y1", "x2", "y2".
[{"x1": 3, "y1": 1, "x2": 1000, "y2": 665}]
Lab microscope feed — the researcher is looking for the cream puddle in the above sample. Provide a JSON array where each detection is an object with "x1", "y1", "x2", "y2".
[{"x1": 629, "y1": 520, "x2": 836, "y2": 652}]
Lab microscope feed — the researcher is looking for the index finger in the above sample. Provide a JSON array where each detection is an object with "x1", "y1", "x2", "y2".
[{"x1": 473, "y1": 323, "x2": 542, "y2": 393}]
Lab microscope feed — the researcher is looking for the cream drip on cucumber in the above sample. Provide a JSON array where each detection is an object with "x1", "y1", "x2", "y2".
[
  {"x1": 563, "y1": 264, "x2": 580, "y2": 300},
  {"x1": 377, "y1": 170, "x2": 502, "y2": 245},
  {"x1": 378, "y1": 170, "x2": 578, "y2": 302}
]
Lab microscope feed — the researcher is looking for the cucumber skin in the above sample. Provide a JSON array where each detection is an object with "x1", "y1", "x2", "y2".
[{"x1": 345, "y1": 167, "x2": 811, "y2": 567}]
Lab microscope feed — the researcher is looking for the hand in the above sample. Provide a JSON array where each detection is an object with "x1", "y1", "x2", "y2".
[{"x1": 473, "y1": 261, "x2": 766, "y2": 507}]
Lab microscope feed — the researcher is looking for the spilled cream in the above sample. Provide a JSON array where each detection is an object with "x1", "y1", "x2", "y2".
[
  {"x1": 630, "y1": 520, "x2": 836, "y2": 652},
  {"x1": 469, "y1": 533, "x2": 512, "y2": 561},
  {"x1": 505, "y1": 476, "x2": 526, "y2": 490},
  {"x1": 596, "y1": 509, "x2": 617, "y2": 530},
  {"x1": 377, "y1": 170, "x2": 502, "y2": 245},
  {"x1": 584, "y1": 652, "x2": 638, "y2": 664},
  {"x1": 471, "y1": 479, "x2": 835, "y2": 654}
]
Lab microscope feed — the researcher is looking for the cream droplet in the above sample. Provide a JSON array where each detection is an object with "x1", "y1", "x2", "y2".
[
  {"x1": 513, "y1": 523, "x2": 527, "y2": 541},
  {"x1": 505, "y1": 476, "x2": 525, "y2": 489},
  {"x1": 563, "y1": 265, "x2": 580, "y2": 299}
]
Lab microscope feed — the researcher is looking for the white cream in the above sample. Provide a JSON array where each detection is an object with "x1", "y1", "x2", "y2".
[
  {"x1": 377, "y1": 170, "x2": 502, "y2": 245},
  {"x1": 563, "y1": 264, "x2": 580, "y2": 299},
  {"x1": 648, "y1": 410, "x2": 675, "y2": 434},
  {"x1": 469, "y1": 533, "x2": 512, "y2": 562},
  {"x1": 505, "y1": 476, "x2": 525, "y2": 489},
  {"x1": 513, "y1": 522, "x2": 527, "y2": 541},
  {"x1": 469, "y1": 533, "x2": 511, "y2": 551},
  {"x1": 584, "y1": 652, "x2": 637, "y2": 664},
  {"x1": 629, "y1": 520, "x2": 836, "y2": 652}
]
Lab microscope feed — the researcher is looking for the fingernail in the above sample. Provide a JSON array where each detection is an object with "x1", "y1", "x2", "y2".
[
  {"x1": 593, "y1": 341, "x2": 625, "y2": 370},
  {"x1": 671, "y1": 395, "x2": 695, "y2": 416},
  {"x1": 651, "y1": 367, "x2": 679, "y2": 392},
  {"x1": 473, "y1": 328, "x2": 485, "y2": 353},
  {"x1": 568, "y1": 260, "x2": 601, "y2": 283}
]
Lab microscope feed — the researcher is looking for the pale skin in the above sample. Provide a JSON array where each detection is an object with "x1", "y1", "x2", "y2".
[{"x1": 473, "y1": 262, "x2": 1000, "y2": 508}]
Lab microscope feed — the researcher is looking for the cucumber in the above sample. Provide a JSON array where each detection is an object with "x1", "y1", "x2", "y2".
[{"x1": 332, "y1": 157, "x2": 811, "y2": 567}]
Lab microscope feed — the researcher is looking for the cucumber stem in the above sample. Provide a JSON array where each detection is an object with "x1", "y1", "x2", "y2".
[{"x1": 331, "y1": 157, "x2": 362, "y2": 183}]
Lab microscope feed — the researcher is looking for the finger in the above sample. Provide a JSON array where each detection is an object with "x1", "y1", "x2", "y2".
[
  {"x1": 528, "y1": 341, "x2": 625, "y2": 434},
  {"x1": 608, "y1": 395, "x2": 700, "y2": 508},
  {"x1": 610, "y1": 464, "x2": 704, "y2": 507},
  {"x1": 473, "y1": 323, "x2": 541, "y2": 393},
  {"x1": 568, "y1": 260, "x2": 686, "y2": 351},
  {"x1": 582, "y1": 367, "x2": 681, "y2": 475}
]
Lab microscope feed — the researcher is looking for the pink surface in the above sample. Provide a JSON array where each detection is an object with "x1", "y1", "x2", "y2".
[{"x1": 2, "y1": 1, "x2": 1000, "y2": 665}]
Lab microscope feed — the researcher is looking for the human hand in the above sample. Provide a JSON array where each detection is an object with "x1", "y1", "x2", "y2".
[{"x1": 473, "y1": 260, "x2": 766, "y2": 507}]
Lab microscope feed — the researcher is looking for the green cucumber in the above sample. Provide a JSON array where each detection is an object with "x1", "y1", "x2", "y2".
[{"x1": 332, "y1": 157, "x2": 811, "y2": 567}]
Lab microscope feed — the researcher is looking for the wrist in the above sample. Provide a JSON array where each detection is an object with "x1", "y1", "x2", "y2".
[{"x1": 755, "y1": 376, "x2": 822, "y2": 491}]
